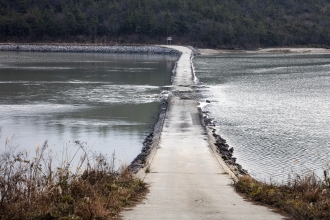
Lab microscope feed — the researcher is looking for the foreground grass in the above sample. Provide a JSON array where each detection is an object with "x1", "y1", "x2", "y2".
[
  {"x1": 0, "y1": 141, "x2": 147, "y2": 219},
  {"x1": 235, "y1": 172, "x2": 330, "y2": 219}
]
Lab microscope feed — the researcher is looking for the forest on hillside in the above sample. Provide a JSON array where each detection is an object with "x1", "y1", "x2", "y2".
[{"x1": 1, "y1": 0, "x2": 330, "y2": 48}]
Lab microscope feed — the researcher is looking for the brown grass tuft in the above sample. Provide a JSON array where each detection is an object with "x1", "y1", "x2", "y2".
[
  {"x1": 235, "y1": 170, "x2": 330, "y2": 219},
  {"x1": 0, "y1": 139, "x2": 147, "y2": 219}
]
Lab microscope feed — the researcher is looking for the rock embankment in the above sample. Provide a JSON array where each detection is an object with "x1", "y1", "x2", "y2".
[
  {"x1": 130, "y1": 101, "x2": 168, "y2": 173},
  {"x1": 0, "y1": 44, "x2": 180, "y2": 54},
  {"x1": 203, "y1": 112, "x2": 248, "y2": 175}
]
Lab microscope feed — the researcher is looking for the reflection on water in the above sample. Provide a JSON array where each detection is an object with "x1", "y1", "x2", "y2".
[
  {"x1": 194, "y1": 53, "x2": 330, "y2": 181},
  {"x1": 0, "y1": 52, "x2": 177, "y2": 165}
]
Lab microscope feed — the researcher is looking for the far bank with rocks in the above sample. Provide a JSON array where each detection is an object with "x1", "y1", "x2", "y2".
[{"x1": 0, "y1": 44, "x2": 180, "y2": 55}]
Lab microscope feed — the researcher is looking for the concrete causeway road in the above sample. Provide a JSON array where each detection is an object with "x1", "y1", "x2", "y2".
[{"x1": 121, "y1": 46, "x2": 284, "y2": 220}]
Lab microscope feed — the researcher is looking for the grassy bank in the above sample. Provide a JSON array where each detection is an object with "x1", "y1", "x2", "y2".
[
  {"x1": 0, "y1": 140, "x2": 147, "y2": 219},
  {"x1": 235, "y1": 171, "x2": 330, "y2": 219}
]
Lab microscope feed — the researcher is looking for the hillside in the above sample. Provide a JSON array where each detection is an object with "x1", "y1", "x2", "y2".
[{"x1": 1, "y1": 0, "x2": 330, "y2": 48}]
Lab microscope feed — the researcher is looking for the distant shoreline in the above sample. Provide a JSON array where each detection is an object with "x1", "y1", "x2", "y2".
[
  {"x1": 0, "y1": 44, "x2": 180, "y2": 55},
  {"x1": 2, "y1": 43, "x2": 329, "y2": 55},
  {"x1": 199, "y1": 47, "x2": 330, "y2": 55}
]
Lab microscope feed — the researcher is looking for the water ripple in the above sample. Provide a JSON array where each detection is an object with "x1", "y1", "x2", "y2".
[{"x1": 194, "y1": 53, "x2": 330, "y2": 181}]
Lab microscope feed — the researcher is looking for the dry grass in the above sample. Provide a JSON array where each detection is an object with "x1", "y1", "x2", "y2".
[
  {"x1": 0, "y1": 137, "x2": 147, "y2": 219},
  {"x1": 235, "y1": 171, "x2": 330, "y2": 219}
]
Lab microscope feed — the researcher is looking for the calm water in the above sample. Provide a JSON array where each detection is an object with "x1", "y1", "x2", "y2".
[
  {"x1": 194, "y1": 53, "x2": 330, "y2": 181},
  {"x1": 0, "y1": 52, "x2": 177, "y2": 165}
]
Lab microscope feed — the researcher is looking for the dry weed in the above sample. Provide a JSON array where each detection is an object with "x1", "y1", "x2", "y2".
[
  {"x1": 235, "y1": 170, "x2": 330, "y2": 219},
  {"x1": 0, "y1": 137, "x2": 146, "y2": 219}
]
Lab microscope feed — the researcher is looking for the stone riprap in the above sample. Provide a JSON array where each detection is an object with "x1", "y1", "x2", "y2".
[
  {"x1": 203, "y1": 113, "x2": 248, "y2": 175},
  {"x1": 0, "y1": 44, "x2": 180, "y2": 55}
]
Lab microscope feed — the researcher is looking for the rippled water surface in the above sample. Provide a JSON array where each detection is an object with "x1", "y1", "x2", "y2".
[
  {"x1": 0, "y1": 52, "x2": 177, "y2": 165},
  {"x1": 193, "y1": 53, "x2": 330, "y2": 180}
]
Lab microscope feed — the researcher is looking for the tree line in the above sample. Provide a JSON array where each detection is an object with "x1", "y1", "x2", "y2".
[{"x1": 1, "y1": 0, "x2": 330, "y2": 48}]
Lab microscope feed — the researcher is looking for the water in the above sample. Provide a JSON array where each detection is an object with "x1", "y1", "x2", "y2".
[
  {"x1": 0, "y1": 51, "x2": 177, "y2": 165},
  {"x1": 193, "y1": 53, "x2": 330, "y2": 181}
]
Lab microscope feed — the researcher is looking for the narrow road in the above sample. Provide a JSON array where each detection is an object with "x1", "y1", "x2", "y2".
[{"x1": 121, "y1": 46, "x2": 284, "y2": 220}]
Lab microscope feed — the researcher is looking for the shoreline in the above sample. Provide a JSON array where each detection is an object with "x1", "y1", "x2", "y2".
[
  {"x1": 0, "y1": 44, "x2": 180, "y2": 55},
  {"x1": 3, "y1": 43, "x2": 328, "y2": 55},
  {"x1": 199, "y1": 47, "x2": 330, "y2": 55}
]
